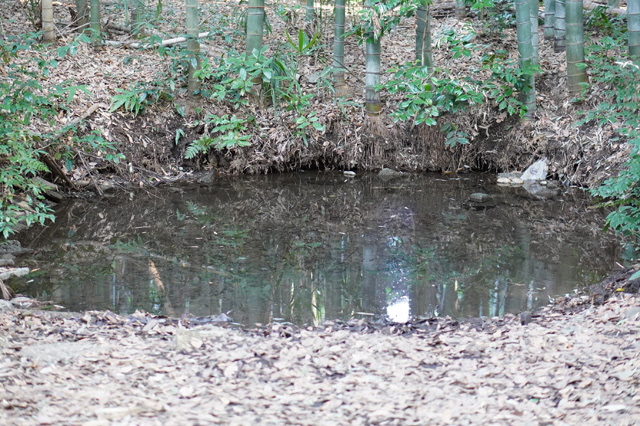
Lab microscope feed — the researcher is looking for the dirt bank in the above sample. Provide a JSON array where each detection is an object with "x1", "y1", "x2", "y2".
[
  {"x1": 0, "y1": 292, "x2": 638, "y2": 425},
  {"x1": 1, "y1": 1, "x2": 628, "y2": 186}
]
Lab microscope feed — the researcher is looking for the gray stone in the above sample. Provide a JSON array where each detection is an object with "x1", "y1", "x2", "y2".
[
  {"x1": 469, "y1": 193, "x2": 491, "y2": 203},
  {"x1": 44, "y1": 190, "x2": 65, "y2": 203},
  {"x1": 498, "y1": 172, "x2": 523, "y2": 179},
  {"x1": 197, "y1": 172, "x2": 215, "y2": 184},
  {"x1": 32, "y1": 177, "x2": 59, "y2": 191},
  {"x1": 0, "y1": 241, "x2": 30, "y2": 255},
  {"x1": 0, "y1": 267, "x2": 30, "y2": 280},
  {"x1": 0, "y1": 254, "x2": 15, "y2": 267},
  {"x1": 0, "y1": 300, "x2": 13, "y2": 313},
  {"x1": 10, "y1": 296, "x2": 34, "y2": 308},
  {"x1": 523, "y1": 181, "x2": 561, "y2": 199},
  {"x1": 497, "y1": 175, "x2": 524, "y2": 186},
  {"x1": 378, "y1": 168, "x2": 404, "y2": 177}
]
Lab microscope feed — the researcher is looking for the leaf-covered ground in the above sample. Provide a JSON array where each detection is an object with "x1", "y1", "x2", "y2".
[{"x1": 1, "y1": 293, "x2": 639, "y2": 425}]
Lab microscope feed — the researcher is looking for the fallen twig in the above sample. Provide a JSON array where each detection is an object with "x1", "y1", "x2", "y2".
[{"x1": 103, "y1": 31, "x2": 212, "y2": 49}]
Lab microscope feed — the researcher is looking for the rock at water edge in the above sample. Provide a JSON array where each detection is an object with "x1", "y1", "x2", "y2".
[{"x1": 521, "y1": 158, "x2": 548, "y2": 181}]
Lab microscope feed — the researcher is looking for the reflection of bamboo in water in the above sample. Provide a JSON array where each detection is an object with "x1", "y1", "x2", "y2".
[{"x1": 148, "y1": 260, "x2": 177, "y2": 317}]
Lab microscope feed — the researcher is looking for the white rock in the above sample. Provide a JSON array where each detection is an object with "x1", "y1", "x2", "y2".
[
  {"x1": 0, "y1": 267, "x2": 30, "y2": 280},
  {"x1": 521, "y1": 158, "x2": 548, "y2": 181}
]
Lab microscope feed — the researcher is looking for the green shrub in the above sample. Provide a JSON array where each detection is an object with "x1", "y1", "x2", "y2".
[
  {"x1": 583, "y1": 37, "x2": 640, "y2": 243},
  {"x1": 0, "y1": 34, "x2": 122, "y2": 237}
]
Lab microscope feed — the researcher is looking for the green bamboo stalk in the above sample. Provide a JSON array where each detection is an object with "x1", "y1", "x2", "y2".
[
  {"x1": 186, "y1": 0, "x2": 201, "y2": 93},
  {"x1": 543, "y1": 0, "x2": 555, "y2": 40},
  {"x1": 455, "y1": 0, "x2": 466, "y2": 19},
  {"x1": 629, "y1": 0, "x2": 640, "y2": 62},
  {"x1": 90, "y1": 0, "x2": 101, "y2": 42},
  {"x1": 415, "y1": 4, "x2": 433, "y2": 69},
  {"x1": 554, "y1": 0, "x2": 566, "y2": 52},
  {"x1": 75, "y1": 0, "x2": 89, "y2": 30},
  {"x1": 306, "y1": 0, "x2": 315, "y2": 22},
  {"x1": 566, "y1": 0, "x2": 588, "y2": 96},
  {"x1": 333, "y1": 0, "x2": 347, "y2": 96},
  {"x1": 42, "y1": 0, "x2": 55, "y2": 42},
  {"x1": 515, "y1": 0, "x2": 536, "y2": 117},
  {"x1": 529, "y1": 0, "x2": 539, "y2": 64},
  {"x1": 365, "y1": 33, "x2": 382, "y2": 115},
  {"x1": 246, "y1": 0, "x2": 265, "y2": 55}
]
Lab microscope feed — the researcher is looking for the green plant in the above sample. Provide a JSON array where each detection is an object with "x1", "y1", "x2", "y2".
[
  {"x1": 381, "y1": 29, "x2": 532, "y2": 138},
  {"x1": 382, "y1": 65, "x2": 483, "y2": 126},
  {"x1": 585, "y1": 38, "x2": 640, "y2": 243},
  {"x1": 480, "y1": 50, "x2": 531, "y2": 116},
  {"x1": 194, "y1": 48, "x2": 274, "y2": 106},
  {"x1": 109, "y1": 83, "x2": 173, "y2": 116},
  {"x1": 473, "y1": 0, "x2": 516, "y2": 34},
  {"x1": 294, "y1": 112, "x2": 324, "y2": 146},
  {"x1": 441, "y1": 123, "x2": 470, "y2": 147},
  {"x1": 435, "y1": 27, "x2": 476, "y2": 59},
  {"x1": 0, "y1": 35, "x2": 123, "y2": 237},
  {"x1": 285, "y1": 29, "x2": 320, "y2": 55},
  {"x1": 185, "y1": 114, "x2": 252, "y2": 158},
  {"x1": 585, "y1": 6, "x2": 626, "y2": 38},
  {"x1": 346, "y1": 0, "x2": 418, "y2": 41}
]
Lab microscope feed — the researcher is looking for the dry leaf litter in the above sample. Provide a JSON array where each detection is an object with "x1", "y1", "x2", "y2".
[{"x1": 0, "y1": 295, "x2": 638, "y2": 425}]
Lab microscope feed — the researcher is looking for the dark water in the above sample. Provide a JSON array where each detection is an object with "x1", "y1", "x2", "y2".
[{"x1": 12, "y1": 172, "x2": 620, "y2": 325}]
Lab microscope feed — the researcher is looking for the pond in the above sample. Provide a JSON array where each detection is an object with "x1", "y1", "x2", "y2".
[{"x1": 12, "y1": 172, "x2": 621, "y2": 325}]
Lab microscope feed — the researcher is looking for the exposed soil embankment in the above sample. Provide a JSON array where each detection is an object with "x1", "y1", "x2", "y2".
[{"x1": 1, "y1": 1, "x2": 628, "y2": 187}]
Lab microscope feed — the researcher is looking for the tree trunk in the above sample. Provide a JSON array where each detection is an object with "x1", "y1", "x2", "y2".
[
  {"x1": 75, "y1": 0, "x2": 89, "y2": 30},
  {"x1": 554, "y1": 0, "x2": 566, "y2": 52},
  {"x1": 42, "y1": 0, "x2": 55, "y2": 42},
  {"x1": 629, "y1": 0, "x2": 640, "y2": 62},
  {"x1": 246, "y1": 0, "x2": 265, "y2": 55},
  {"x1": 306, "y1": 0, "x2": 315, "y2": 22},
  {"x1": 90, "y1": 0, "x2": 101, "y2": 42},
  {"x1": 365, "y1": 33, "x2": 381, "y2": 115},
  {"x1": 455, "y1": 0, "x2": 465, "y2": 19},
  {"x1": 515, "y1": 0, "x2": 536, "y2": 117},
  {"x1": 186, "y1": 0, "x2": 201, "y2": 94},
  {"x1": 529, "y1": 0, "x2": 539, "y2": 64},
  {"x1": 333, "y1": 0, "x2": 347, "y2": 96},
  {"x1": 415, "y1": 4, "x2": 433, "y2": 69},
  {"x1": 543, "y1": 0, "x2": 555, "y2": 40},
  {"x1": 566, "y1": 0, "x2": 588, "y2": 96}
]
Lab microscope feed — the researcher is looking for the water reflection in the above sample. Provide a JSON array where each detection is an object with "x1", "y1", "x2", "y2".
[{"x1": 13, "y1": 172, "x2": 620, "y2": 325}]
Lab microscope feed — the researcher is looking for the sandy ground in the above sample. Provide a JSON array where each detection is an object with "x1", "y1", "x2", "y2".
[{"x1": 0, "y1": 294, "x2": 638, "y2": 425}]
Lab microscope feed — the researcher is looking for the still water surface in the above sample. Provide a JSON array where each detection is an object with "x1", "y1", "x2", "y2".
[{"x1": 14, "y1": 172, "x2": 620, "y2": 325}]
